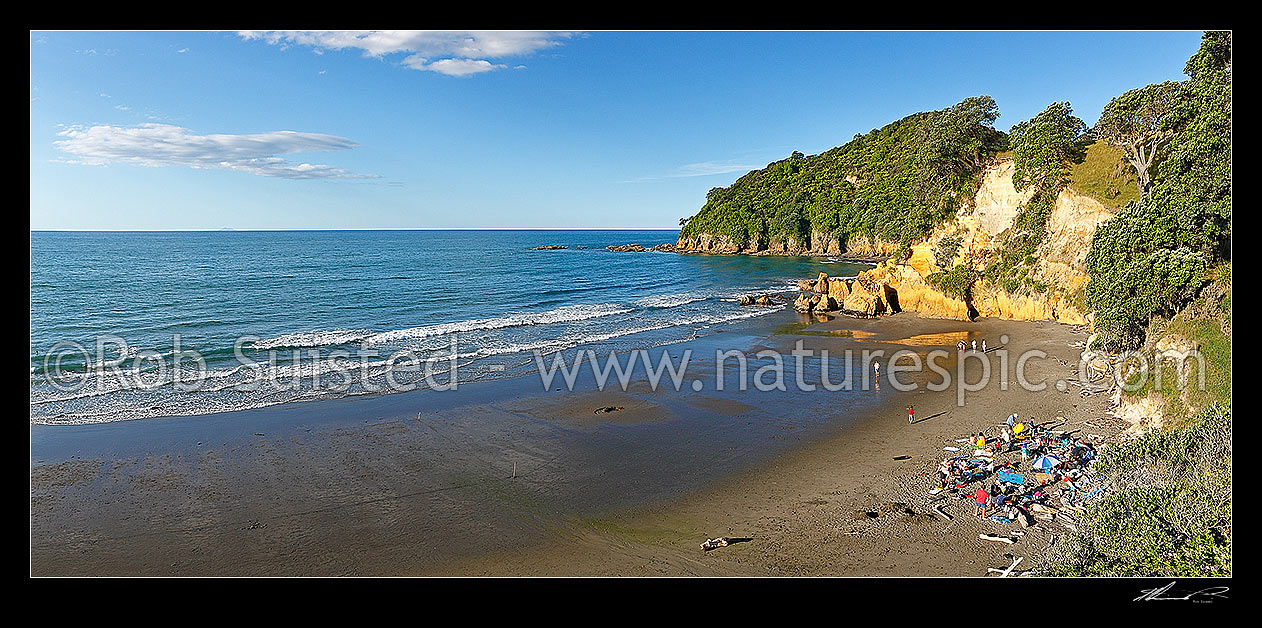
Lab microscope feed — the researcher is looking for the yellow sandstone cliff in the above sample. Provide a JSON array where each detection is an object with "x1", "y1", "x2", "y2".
[{"x1": 794, "y1": 159, "x2": 1120, "y2": 324}]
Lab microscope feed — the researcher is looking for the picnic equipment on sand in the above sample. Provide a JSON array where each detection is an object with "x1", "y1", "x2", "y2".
[{"x1": 1031, "y1": 455, "x2": 1061, "y2": 471}]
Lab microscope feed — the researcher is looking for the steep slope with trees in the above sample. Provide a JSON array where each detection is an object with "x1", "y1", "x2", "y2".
[{"x1": 677, "y1": 96, "x2": 1007, "y2": 255}]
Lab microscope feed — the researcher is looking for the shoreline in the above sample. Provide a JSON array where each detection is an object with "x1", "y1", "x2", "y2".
[{"x1": 31, "y1": 310, "x2": 1114, "y2": 576}]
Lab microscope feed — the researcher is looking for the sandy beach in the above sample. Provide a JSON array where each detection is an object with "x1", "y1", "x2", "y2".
[{"x1": 31, "y1": 311, "x2": 1118, "y2": 576}]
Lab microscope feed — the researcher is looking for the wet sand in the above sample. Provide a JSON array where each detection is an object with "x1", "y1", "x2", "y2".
[{"x1": 31, "y1": 311, "x2": 1118, "y2": 576}]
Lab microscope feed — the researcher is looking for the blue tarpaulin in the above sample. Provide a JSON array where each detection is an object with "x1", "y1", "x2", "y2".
[{"x1": 997, "y1": 471, "x2": 1026, "y2": 484}]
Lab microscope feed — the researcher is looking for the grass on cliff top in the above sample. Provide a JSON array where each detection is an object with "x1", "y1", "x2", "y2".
[{"x1": 1067, "y1": 142, "x2": 1141, "y2": 208}]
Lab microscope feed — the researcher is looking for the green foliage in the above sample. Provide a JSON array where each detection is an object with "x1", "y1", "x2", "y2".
[
  {"x1": 679, "y1": 97, "x2": 1006, "y2": 250},
  {"x1": 1094, "y1": 81, "x2": 1181, "y2": 196},
  {"x1": 1009, "y1": 101, "x2": 1087, "y2": 194},
  {"x1": 1151, "y1": 30, "x2": 1232, "y2": 258},
  {"x1": 932, "y1": 234, "x2": 963, "y2": 269},
  {"x1": 1121, "y1": 263, "x2": 1231, "y2": 426},
  {"x1": 1085, "y1": 31, "x2": 1231, "y2": 348},
  {"x1": 1047, "y1": 403, "x2": 1231, "y2": 577},
  {"x1": 925, "y1": 263, "x2": 975, "y2": 300},
  {"x1": 1086, "y1": 220, "x2": 1208, "y2": 346},
  {"x1": 917, "y1": 95, "x2": 1005, "y2": 179}
]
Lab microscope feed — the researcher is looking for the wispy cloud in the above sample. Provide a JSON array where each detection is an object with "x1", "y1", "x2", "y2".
[
  {"x1": 632, "y1": 159, "x2": 763, "y2": 182},
  {"x1": 238, "y1": 30, "x2": 575, "y2": 77},
  {"x1": 670, "y1": 160, "x2": 764, "y2": 177},
  {"x1": 53, "y1": 123, "x2": 377, "y2": 180}
]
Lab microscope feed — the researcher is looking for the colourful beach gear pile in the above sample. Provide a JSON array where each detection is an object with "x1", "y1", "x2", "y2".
[{"x1": 930, "y1": 415, "x2": 1107, "y2": 532}]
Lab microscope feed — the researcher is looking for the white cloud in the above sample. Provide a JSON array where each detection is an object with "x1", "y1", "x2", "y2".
[
  {"x1": 239, "y1": 30, "x2": 573, "y2": 76},
  {"x1": 53, "y1": 123, "x2": 377, "y2": 180},
  {"x1": 402, "y1": 56, "x2": 503, "y2": 76}
]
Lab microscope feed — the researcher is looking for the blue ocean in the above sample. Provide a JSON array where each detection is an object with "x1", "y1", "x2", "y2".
[{"x1": 30, "y1": 230, "x2": 869, "y2": 424}]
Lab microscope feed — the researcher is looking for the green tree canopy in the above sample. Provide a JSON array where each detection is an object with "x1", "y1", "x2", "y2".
[
  {"x1": 679, "y1": 96, "x2": 1005, "y2": 251},
  {"x1": 1085, "y1": 31, "x2": 1231, "y2": 348},
  {"x1": 1009, "y1": 101, "x2": 1087, "y2": 194},
  {"x1": 1095, "y1": 81, "x2": 1182, "y2": 197}
]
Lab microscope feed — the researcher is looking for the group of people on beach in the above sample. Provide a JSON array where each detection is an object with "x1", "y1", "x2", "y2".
[
  {"x1": 933, "y1": 413, "x2": 1102, "y2": 522},
  {"x1": 956, "y1": 338, "x2": 988, "y2": 354}
]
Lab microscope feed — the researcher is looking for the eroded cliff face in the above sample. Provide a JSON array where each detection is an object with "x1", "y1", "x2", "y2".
[{"x1": 793, "y1": 159, "x2": 1119, "y2": 324}]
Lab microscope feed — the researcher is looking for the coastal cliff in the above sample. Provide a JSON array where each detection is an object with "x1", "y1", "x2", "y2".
[
  {"x1": 791, "y1": 158, "x2": 1121, "y2": 324},
  {"x1": 676, "y1": 230, "x2": 900, "y2": 258}
]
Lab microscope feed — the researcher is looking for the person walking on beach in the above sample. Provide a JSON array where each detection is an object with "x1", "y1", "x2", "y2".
[
  {"x1": 971, "y1": 340, "x2": 977, "y2": 353},
  {"x1": 958, "y1": 340, "x2": 966, "y2": 352},
  {"x1": 907, "y1": 405, "x2": 915, "y2": 423},
  {"x1": 981, "y1": 339, "x2": 987, "y2": 353}
]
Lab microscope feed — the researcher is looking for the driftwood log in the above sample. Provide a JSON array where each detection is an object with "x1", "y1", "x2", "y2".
[{"x1": 980, "y1": 533, "x2": 1016, "y2": 544}]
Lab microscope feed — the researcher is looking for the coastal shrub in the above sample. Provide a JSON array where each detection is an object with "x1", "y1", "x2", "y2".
[
  {"x1": 1009, "y1": 101, "x2": 1087, "y2": 196},
  {"x1": 1086, "y1": 204, "x2": 1209, "y2": 347},
  {"x1": 925, "y1": 263, "x2": 975, "y2": 300},
  {"x1": 1120, "y1": 266, "x2": 1231, "y2": 426},
  {"x1": 932, "y1": 234, "x2": 963, "y2": 269},
  {"x1": 1047, "y1": 403, "x2": 1231, "y2": 577},
  {"x1": 679, "y1": 96, "x2": 1006, "y2": 250}
]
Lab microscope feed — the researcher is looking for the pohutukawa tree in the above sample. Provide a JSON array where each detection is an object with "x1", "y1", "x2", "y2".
[
  {"x1": 1093, "y1": 81, "x2": 1182, "y2": 198},
  {"x1": 1009, "y1": 101, "x2": 1087, "y2": 194},
  {"x1": 919, "y1": 95, "x2": 1004, "y2": 176}
]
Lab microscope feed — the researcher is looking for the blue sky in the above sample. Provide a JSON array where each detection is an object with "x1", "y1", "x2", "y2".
[{"x1": 30, "y1": 30, "x2": 1204, "y2": 230}]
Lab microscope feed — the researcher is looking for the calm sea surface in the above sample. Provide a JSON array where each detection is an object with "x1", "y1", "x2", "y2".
[{"x1": 31, "y1": 230, "x2": 868, "y2": 424}]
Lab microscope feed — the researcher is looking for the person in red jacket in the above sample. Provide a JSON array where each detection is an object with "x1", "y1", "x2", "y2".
[
  {"x1": 972, "y1": 486, "x2": 990, "y2": 516},
  {"x1": 908, "y1": 405, "x2": 915, "y2": 424}
]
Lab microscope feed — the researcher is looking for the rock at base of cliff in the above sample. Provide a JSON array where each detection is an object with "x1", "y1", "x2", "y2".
[
  {"x1": 813, "y1": 272, "x2": 830, "y2": 293},
  {"x1": 843, "y1": 282, "x2": 887, "y2": 316},
  {"x1": 793, "y1": 292, "x2": 815, "y2": 312},
  {"x1": 606, "y1": 244, "x2": 646, "y2": 252},
  {"x1": 828, "y1": 278, "x2": 851, "y2": 302}
]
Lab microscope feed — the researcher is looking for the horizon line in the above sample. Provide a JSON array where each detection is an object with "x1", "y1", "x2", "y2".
[{"x1": 29, "y1": 227, "x2": 684, "y2": 232}]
